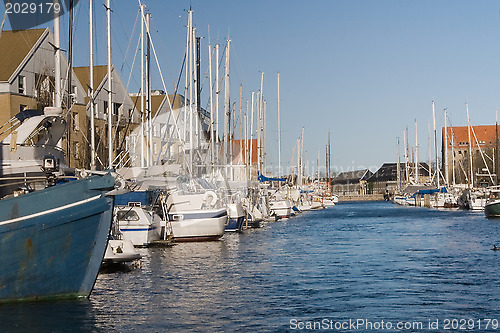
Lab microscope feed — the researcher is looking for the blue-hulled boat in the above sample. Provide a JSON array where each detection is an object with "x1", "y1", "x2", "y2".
[{"x1": 0, "y1": 172, "x2": 116, "y2": 302}]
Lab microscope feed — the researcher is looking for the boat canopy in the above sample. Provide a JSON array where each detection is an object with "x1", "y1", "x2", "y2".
[
  {"x1": 115, "y1": 191, "x2": 153, "y2": 206},
  {"x1": 415, "y1": 187, "x2": 448, "y2": 195},
  {"x1": 258, "y1": 172, "x2": 287, "y2": 183}
]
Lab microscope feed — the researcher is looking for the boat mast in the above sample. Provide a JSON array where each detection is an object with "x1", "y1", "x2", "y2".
[
  {"x1": 404, "y1": 127, "x2": 409, "y2": 184},
  {"x1": 444, "y1": 107, "x2": 449, "y2": 185},
  {"x1": 258, "y1": 73, "x2": 264, "y2": 173},
  {"x1": 432, "y1": 101, "x2": 439, "y2": 187},
  {"x1": 328, "y1": 131, "x2": 331, "y2": 194},
  {"x1": 397, "y1": 137, "x2": 401, "y2": 191},
  {"x1": 224, "y1": 39, "x2": 230, "y2": 169},
  {"x1": 263, "y1": 100, "x2": 267, "y2": 172},
  {"x1": 188, "y1": 10, "x2": 193, "y2": 175},
  {"x1": 245, "y1": 101, "x2": 249, "y2": 181},
  {"x1": 496, "y1": 110, "x2": 499, "y2": 185},
  {"x1": 67, "y1": 0, "x2": 73, "y2": 167},
  {"x1": 451, "y1": 125, "x2": 456, "y2": 186},
  {"x1": 415, "y1": 120, "x2": 418, "y2": 183},
  {"x1": 239, "y1": 84, "x2": 243, "y2": 165},
  {"x1": 140, "y1": 4, "x2": 145, "y2": 168},
  {"x1": 89, "y1": 0, "x2": 96, "y2": 170},
  {"x1": 277, "y1": 73, "x2": 281, "y2": 179},
  {"x1": 54, "y1": 0, "x2": 61, "y2": 110},
  {"x1": 106, "y1": 0, "x2": 112, "y2": 169},
  {"x1": 208, "y1": 43, "x2": 215, "y2": 166},
  {"x1": 215, "y1": 44, "x2": 220, "y2": 166},
  {"x1": 250, "y1": 92, "x2": 255, "y2": 178},
  {"x1": 195, "y1": 34, "x2": 200, "y2": 163},
  {"x1": 428, "y1": 123, "x2": 432, "y2": 183},
  {"x1": 146, "y1": 11, "x2": 152, "y2": 167},
  {"x1": 301, "y1": 127, "x2": 304, "y2": 186},
  {"x1": 467, "y1": 103, "x2": 473, "y2": 188}
]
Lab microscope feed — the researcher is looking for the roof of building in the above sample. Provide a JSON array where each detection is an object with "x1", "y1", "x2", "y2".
[
  {"x1": 73, "y1": 65, "x2": 109, "y2": 94},
  {"x1": 443, "y1": 125, "x2": 499, "y2": 149},
  {"x1": 367, "y1": 162, "x2": 430, "y2": 182},
  {"x1": 0, "y1": 28, "x2": 47, "y2": 81},
  {"x1": 129, "y1": 94, "x2": 187, "y2": 117},
  {"x1": 332, "y1": 169, "x2": 373, "y2": 184}
]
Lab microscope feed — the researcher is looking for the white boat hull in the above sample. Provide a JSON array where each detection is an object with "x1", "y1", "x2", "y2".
[{"x1": 169, "y1": 208, "x2": 227, "y2": 241}]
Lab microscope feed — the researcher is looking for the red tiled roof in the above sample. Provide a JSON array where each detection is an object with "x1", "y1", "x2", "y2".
[{"x1": 443, "y1": 125, "x2": 499, "y2": 148}]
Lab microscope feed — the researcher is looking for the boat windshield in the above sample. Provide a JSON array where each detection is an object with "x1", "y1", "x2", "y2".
[{"x1": 117, "y1": 210, "x2": 140, "y2": 221}]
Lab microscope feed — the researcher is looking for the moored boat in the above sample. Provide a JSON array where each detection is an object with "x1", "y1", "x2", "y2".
[
  {"x1": 485, "y1": 190, "x2": 500, "y2": 218},
  {"x1": 0, "y1": 172, "x2": 116, "y2": 302},
  {"x1": 226, "y1": 202, "x2": 245, "y2": 232}
]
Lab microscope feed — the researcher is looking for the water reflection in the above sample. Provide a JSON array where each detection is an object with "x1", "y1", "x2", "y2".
[
  {"x1": 0, "y1": 299, "x2": 111, "y2": 332},
  {"x1": 4, "y1": 202, "x2": 500, "y2": 331}
]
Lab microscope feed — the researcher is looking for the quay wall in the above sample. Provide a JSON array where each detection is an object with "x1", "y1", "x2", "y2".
[{"x1": 338, "y1": 194, "x2": 385, "y2": 202}]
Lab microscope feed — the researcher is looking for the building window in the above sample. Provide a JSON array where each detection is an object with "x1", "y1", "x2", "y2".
[
  {"x1": 113, "y1": 103, "x2": 122, "y2": 116},
  {"x1": 73, "y1": 142, "x2": 80, "y2": 160},
  {"x1": 18, "y1": 75, "x2": 25, "y2": 94},
  {"x1": 104, "y1": 101, "x2": 108, "y2": 115},
  {"x1": 72, "y1": 113, "x2": 79, "y2": 131}
]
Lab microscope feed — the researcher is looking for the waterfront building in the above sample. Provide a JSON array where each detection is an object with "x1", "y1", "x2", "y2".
[
  {"x1": 367, "y1": 162, "x2": 430, "y2": 195},
  {"x1": 442, "y1": 125, "x2": 498, "y2": 187},
  {"x1": 0, "y1": 28, "x2": 88, "y2": 168},
  {"x1": 331, "y1": 169, "x2": 373, "y2": 195},
  {"x1": 74, "y1": 65, "x2": 140, "y2": 169}
]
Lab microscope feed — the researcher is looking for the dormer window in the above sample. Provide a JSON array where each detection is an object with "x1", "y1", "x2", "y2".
[{"x1": 18, "y1": 75, "x2": 25, "y2": 94}]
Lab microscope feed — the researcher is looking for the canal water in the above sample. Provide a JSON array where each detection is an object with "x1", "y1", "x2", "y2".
[{"x1": 2, "y1": 201, "x2": 500, "y2": 332}]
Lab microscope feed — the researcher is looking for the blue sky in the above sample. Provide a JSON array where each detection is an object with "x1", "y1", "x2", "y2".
[{"x1": 7, "y1": 0, "x2": 500, "y2": 175}]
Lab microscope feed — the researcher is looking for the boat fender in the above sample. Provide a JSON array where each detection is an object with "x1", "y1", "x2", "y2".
[{"x1": 204, "y1": 191, "x2": 218, "y2": 207}]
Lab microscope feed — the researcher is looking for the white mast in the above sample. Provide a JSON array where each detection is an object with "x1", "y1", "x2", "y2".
[
  {"x1": 208, "y1": 43, "x2": 215, "y2": 166},
  {"x1": 249, "y1": 92, "x2": 255, "y2": 177},
  {"x1": 432, "y1": 101, "x2": 439, "y2": 187},
  {"x1": 404, "y1": 127, "x2": 409, "y2": 184},
  {"x1": 415, "y1": 120, "x2": 418, "y2": 183},
  {"x1": 396, "y1": 137, "x2": 401, "y2": 190},
  {"x1": 301, "y1": 127, "x2": 305, "y2": 186},
  {"x1": 53, "y1": 0, "x2": 61, "y2": 109},
  {"x1": 263, "y1": 100, "x2": 267, "y2": 172},
  {"x1": 146, "y1": 12, "x2": 152, "y2": 167},
  {"x1": 277, "y1": 72, "x2": 281, "y2": 178},
  {"x1": 239, "y1": 84, "x2": 243, "y2": 166},
  {"x1": 444, "y1": 107, "x2": 448, "y2": 186},
  {"x1": 106, "y1": 0, "x2": 113, "y2": 169},
  {"x1": 224, "y1": 39, "x2": 231, "y2": 169},
  {"x1": 188, "y1": 10, "x2": 193, "y2": 174},
  {"x1": 89, "y1": 0, "x2": 96, "y2": 169},
  {"x1": 215, "y1": 44, "x2": 220, "y2": 165},
  {"x1": 193, "y1": 27, "x2": 199, "y2": 160},
  {"x1": 467, "y1": 103, "x2": 473, "y2": 188},
  {"x1": 183, "y1": 15, "x2": 189, "y2": 151},
  {"x1": 428, "y1": 123, "x2": 432, "y2": 182},
  {"x1": 140, "y1": 4, "x2": 145, "y2": 168},
  {"x1": 451, "y1": 124, "x2": 456, "y2": 186},
  {"x1": 258, "y1": 72, "x2": 264, "y2": 173}
]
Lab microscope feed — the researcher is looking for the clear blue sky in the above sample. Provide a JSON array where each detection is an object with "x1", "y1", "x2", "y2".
[{"x1": 7, "y1": 0, "x2": 500, "y2": 175}]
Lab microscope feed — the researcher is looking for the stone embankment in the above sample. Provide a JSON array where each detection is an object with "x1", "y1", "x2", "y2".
[{"x1": 338, "y1": 194, "x2": 385, "y2": 202}]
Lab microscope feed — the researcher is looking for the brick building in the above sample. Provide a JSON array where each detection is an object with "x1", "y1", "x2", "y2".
[{"x1": 442, "y1": 125, "x2": 498, "y2": 186}]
